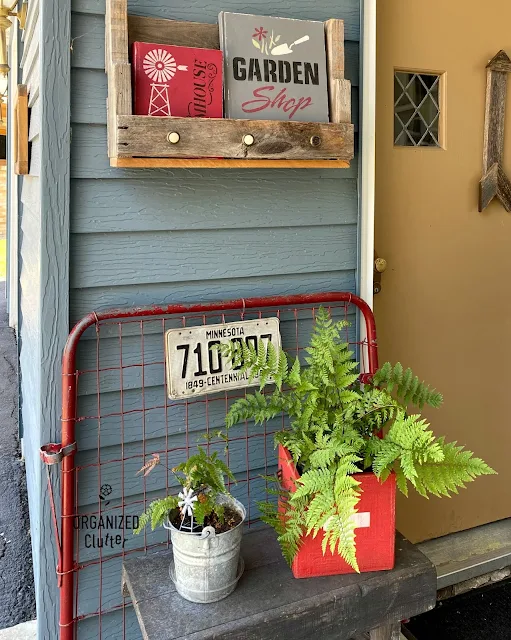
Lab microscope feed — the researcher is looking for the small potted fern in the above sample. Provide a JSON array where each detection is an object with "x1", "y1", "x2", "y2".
[
  {"x1": 221, "y1": 308, "x2": 495, "y2": 578},
  {"x1": 134, "y1": 448, "x2": 246, "y2": 602}
]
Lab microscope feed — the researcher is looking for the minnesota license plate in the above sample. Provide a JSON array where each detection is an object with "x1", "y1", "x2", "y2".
[{"x1": 165, "y1": 318, "x2": 282, "y2": 399}]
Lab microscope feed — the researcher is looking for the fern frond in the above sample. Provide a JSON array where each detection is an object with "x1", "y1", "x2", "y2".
[
  {"x1": 274, "y1": 346, "x2": 289, "y2": 390},
  {"x1": 277, "y1": 495, "x2": 309, "y2": 566},
  {"x1": 373, "y1": 362, "x2": 443, "y2": 409},
  {"x1": 412, "y1": 439, "x2": 496, "y2": 498},
  {"x1": 371, "y1": 441, "x2": 402, "y2": 477},
  {"x1": 394, "y1": 464, "x2": 409, "y2": 497},
  {"x1": 305, "y1": 492, "x2": 336, "y2": 537},
  {"x1": 401, "y1": 367, "x2": 413, "y2": 397},
  {"x1": 324, "y1": 512, "x2": 359, "y2": 572},
  {"x1": 321, "y1": 471, "x2": 361, "y2": 574},
  {"x1": 133, "y1": 510, "x2": 151, "y2": 534},
  {"x1": 225, "y1": 393, "x2": 270, "y2": 428},
  {"x1": 309, "y1": 446, "x2": 338, "y2": 469},
  {"x1": 288, "y1": 356, "x2": 302, "y2": 387},
  {"x1": 257, "y1": 499, "x2": 285, "y2": 534},
  {"x1": 134, "y1": 495, "x2": 179, "y2": 533},
  {"x1": 193, "y1": 495, "x2": 216, "y2": 525},
  {"x1": 219, "y1": 337, "x2": 289, "y2": 391},
  {"x1": 392, "y1": 363, "x2": 404, "y2": 389},
  {"x1": 293, "y1": 468, "x2": 334, "y2": 499}
]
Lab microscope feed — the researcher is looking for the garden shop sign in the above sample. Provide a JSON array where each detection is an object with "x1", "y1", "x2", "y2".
[{"x1": 165, "y1": 318, "x2": 281, "y2": 399}]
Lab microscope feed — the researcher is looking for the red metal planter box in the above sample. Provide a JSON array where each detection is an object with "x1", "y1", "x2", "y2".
[{"x1": 278, "y1": 445, "x2": 396, "y2": 578}]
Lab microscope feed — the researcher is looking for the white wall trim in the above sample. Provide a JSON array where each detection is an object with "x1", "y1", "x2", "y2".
[
  {"x1": 359, "y1": 0, "x2": 377, "y2": 310},
  {"x1": 7, "y1": 22, "x2": 19, "y2": 330}
]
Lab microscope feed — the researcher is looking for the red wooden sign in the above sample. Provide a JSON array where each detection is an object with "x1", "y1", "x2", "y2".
[{"x1": 132, "y1": 43, "x2": 224, "y2": 118}]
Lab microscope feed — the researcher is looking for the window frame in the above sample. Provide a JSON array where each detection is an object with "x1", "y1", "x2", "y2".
[{"x1": 393, "y1": 68, "x2": 446, "y2": 150}]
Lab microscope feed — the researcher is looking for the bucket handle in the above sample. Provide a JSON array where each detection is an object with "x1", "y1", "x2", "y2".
[
  {"x1": 164, "y1": 520, "x2": 219, "y2": 547},
  {"x1": 201, "y1": 526, "x2": 218, "y2": 549}
]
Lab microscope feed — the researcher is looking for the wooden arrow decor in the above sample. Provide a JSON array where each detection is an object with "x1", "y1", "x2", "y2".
[{"x1": 479, "y1": 51, "x2": 511, "y2": 212}]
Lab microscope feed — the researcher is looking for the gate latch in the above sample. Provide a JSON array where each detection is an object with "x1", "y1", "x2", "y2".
[{"x1": 40, "y1": 442, "x2": 77, "y2": 466}]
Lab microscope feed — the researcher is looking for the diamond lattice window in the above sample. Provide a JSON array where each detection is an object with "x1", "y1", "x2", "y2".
[{"x1": 394, "y1": 72, "x2": 441, "y2": 147}]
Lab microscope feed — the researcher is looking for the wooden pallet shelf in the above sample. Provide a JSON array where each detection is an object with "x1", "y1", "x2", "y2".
[{"x1": 106, "y1": 0, "x2": 354, "y2": 169}]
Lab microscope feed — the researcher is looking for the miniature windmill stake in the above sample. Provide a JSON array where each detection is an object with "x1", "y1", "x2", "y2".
[
  {"x1": 177, "y1": 488, "x2": 199, "y2": 532},
  {"x1": 143, "y1": 49, "x2": 188, "y2": 117},
  {"x1": 479, "y1": 50, "x2": 511, "y2": 212}
]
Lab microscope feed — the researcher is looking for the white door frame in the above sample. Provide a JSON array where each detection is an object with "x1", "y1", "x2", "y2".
[
  {"x1": 359, "y1": 0, "x2": 376, "y2": 309},
  {"x1": 358, "y1": 0, "x2": 377, "y2": 365}
]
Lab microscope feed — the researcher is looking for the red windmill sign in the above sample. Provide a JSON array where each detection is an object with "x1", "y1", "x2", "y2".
[{"x1": 132, "y1": 43, "x2": 224, "y2": 118}]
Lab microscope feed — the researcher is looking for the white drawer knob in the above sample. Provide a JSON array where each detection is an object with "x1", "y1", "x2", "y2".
[{"x1": 167, "y1": 132, "x2": 180, "y2": 144}]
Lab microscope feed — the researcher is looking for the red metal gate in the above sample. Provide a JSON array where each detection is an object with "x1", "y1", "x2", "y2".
[{"x1": 42, "y1": 293, "x2": 378, "y2": 640}]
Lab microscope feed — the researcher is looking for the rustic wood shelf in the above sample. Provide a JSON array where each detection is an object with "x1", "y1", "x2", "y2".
[
  {"x1": 116, "y1": 116, "x2": 353, "y2": 161},
  {"x1": 106, "y1": 0, "x2": 354, "y2": 169}
]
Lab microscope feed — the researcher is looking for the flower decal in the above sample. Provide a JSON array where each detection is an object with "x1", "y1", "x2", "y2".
[
  {"x1": 100, "y1": 484, "x2": 113, "y2": 497},
  {"x1": 252, "y1": 26, "x2": 268, "y2": 41},
  {"x1": 143, "y1": 49, "x2": 178, "y2": 83},
  {"x1": 178, "y1": 487, "x2": 198, "y2": 517},
  {"x1": 252, "y1": 27, "x2": 281, "y2": 55}
]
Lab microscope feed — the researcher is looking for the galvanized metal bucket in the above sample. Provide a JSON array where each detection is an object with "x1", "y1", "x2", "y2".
[{"x1": 165, "y1": 494, "x2": 246, "y2": 603}]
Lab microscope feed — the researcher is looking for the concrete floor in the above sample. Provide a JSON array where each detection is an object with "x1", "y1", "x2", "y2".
[
  {"x1": 0, "y1": 621, "x2": 36, "y2": 640},
  {"x1": 0, "y1": 282, "x2": 36, "y2": 628}
]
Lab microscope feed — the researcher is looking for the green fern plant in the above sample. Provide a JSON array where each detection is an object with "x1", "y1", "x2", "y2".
[
  {"x1": 134, "y1": 448, "x2": 235, "y2": 534},
  {"x1": 220, "y1": 307, "x2": 496, "y2": 572}
]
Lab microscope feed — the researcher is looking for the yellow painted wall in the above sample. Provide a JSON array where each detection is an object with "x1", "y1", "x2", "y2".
[{"x1": 374, "y1": 0, "x2": 511, "y2": 542}]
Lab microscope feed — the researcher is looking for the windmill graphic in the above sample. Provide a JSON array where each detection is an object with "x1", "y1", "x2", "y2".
[{"x1": 143, "y1": 49, "x2": 188, "y2": 116}]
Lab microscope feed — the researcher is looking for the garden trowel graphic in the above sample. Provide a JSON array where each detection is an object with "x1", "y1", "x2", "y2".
[{"x1": 271, "y1": 35, "x2": 310, "y2": 56}]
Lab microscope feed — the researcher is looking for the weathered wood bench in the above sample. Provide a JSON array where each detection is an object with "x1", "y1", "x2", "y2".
[{"x1": 122, "y1": 528, "x2": 436, "y2": 640}]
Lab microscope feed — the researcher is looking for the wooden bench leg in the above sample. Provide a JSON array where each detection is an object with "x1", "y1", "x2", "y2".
[{"x1": 369, "y1": 622, "x2": 401, "y2": 640}]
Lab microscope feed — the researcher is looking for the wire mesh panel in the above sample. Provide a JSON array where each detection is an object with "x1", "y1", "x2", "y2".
[{"x1": 53, "y1": 294, "x2": 378, "y2": 639}]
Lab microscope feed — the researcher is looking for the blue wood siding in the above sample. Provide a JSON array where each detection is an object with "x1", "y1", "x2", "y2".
[
  {"x1": 18, "y1": 0, "x2": 43, "y2": 618},
  {"x1": 70, "y1": 0, "x2": 361, "y2": 636},
  {"x1": 18, "y1": 0, "x2": 72, "y2": 637}
]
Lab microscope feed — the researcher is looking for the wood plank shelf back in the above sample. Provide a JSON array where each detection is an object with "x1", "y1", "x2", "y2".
[{"x1": 105, "y1": 0, "x2": 354, "y2": 169}]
